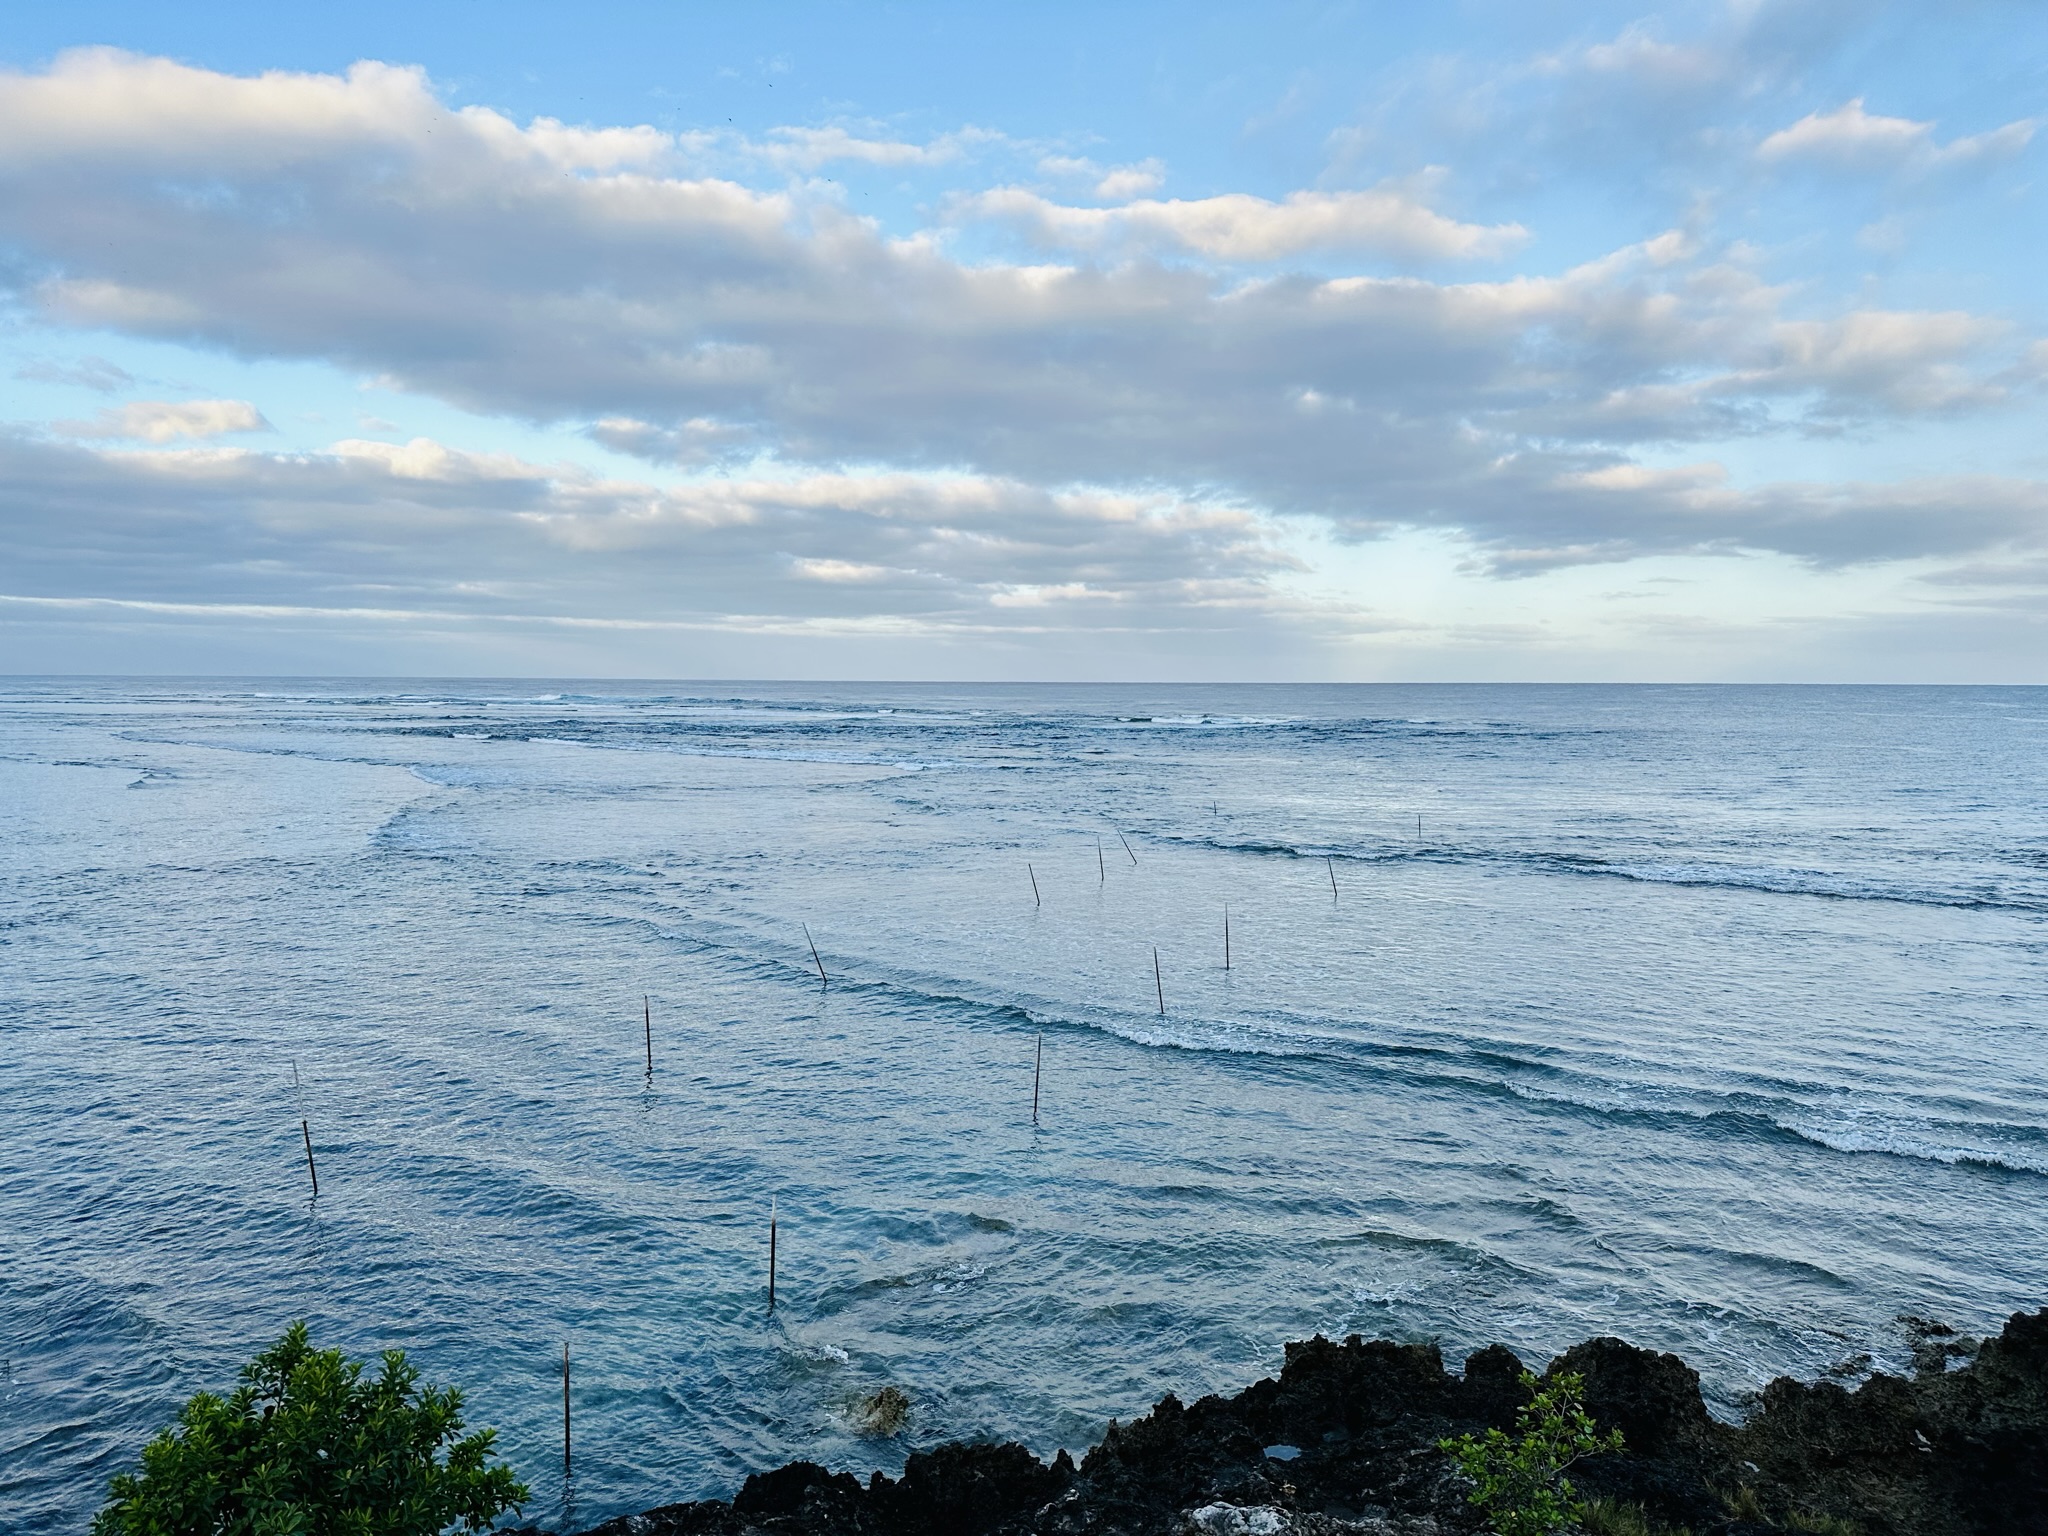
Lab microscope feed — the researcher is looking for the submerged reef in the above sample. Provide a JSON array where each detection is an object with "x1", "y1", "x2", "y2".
[{"x1": 558, "y1": 1308, "x2": 2048, "y2": 1536}]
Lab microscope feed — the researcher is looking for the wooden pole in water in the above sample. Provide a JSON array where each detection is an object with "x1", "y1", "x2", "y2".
[
  {"x1": 1153, "y1": 946, "x2": 1165, "y2": 1015},
  {"x1": 644, "y1": 995, "x2": 653, "y2": 1076},
  {"x1": 768, "y1": 1197, "x2": 778, "y2": 1313},
  {"x1": 562, "y1": 1342, "x2": 571, "y2": 1480},
  {"x1": 803, "y1": 924, "x2": 827, "y2": 985},
  {"x1": 1327, "y1": 855, "x2": 1339, "y2": 903},
  {"x1": 1120, "y1": 833, "x2": 1138, "y2": 866},
  {"x1": 1224, "y1": 905, "x2": 1231, "y2": 971},
  {"x1": 1097, "y1": 837, "x2": 1105, "y2": 883},
  {"x1": 1028, "y1": 863, "x2": 1041, "y2": 907},
  {"x1": 1032, "y1": 1033, "x2": 1042, "y2": 1123},
  {"x1": 300, "y1": 1120, "x2": 318, "y2": 1198}
]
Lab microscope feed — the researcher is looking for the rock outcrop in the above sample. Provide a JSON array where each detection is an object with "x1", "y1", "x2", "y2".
[{"x1": 556, "y1": 1307, "x2": 2048, "y2": 1536}]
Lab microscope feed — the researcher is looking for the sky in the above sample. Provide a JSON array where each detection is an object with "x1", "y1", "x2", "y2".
[{"x1": 1, "y1": 1, "x2": 2044, "y2": 681}]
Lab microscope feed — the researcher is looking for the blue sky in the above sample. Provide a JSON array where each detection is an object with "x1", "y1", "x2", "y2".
[{"x1": 1, "y1": 1, "x2": 2044, "y2": 679}]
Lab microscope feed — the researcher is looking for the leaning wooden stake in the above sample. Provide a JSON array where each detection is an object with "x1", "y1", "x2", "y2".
[
  {"x1": 1327, "y1": 855, "x2": 1339, "y2": 903},
  {"x1": 803, "y1": 924, "x2": 827, "y2": 985},
  {"x1": 768, "y1": 1197, "x2": 779, "y2": 1313},
  {"x1": 644, "y1": 995, "x2": 653, "y2": 1076},
  {"x1": 1120, "y1": 833, "x2": 1138, "y2": 866},
  {"x1": 562, "y1": 1342, "x2": 571, "y2": 1479},
  {"x1": 1032, "y1": 1033, "x2": 1042, "y2": 1123},
  {"x1": 1153, "y1": 946, "x2": 1165, "y2": 1015},
  {"x1": 1028, "y1": 863, "x2": 1041, "y2": 907}
]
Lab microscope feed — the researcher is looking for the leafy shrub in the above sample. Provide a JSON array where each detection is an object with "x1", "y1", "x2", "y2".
[
  {"x1": 93, "y1": 1321, "x2": 528, "y2": 1536},
  {"x1": 1439, "y1": 1369, "x2": 1624, "y2": 1536}
]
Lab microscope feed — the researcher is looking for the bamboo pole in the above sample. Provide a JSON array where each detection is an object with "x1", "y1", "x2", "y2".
[
  {"x1": 1327, "y1": 855, "x2": 1339, "y2": 903},
  {"x1": 1224, "y1": 905, "x2": 1231, "y2": 971},
  {"x1": 1097, "y1": 837, "x2": 1105, "y2": 883},
  {"x1": 803, "y1": 925, "x2": 827, "y2": 985},
  {"x1": 768, "y1": 1197, "x2": 779, "y2": 1312},
  {"x1": 1032, "y1": 1033, "x2": 1042, "y2": 1123},
  {"x1": 562, "y1": 1342, "x2": 571, "y2": 1480},
  {"x1": 1028, "y1": 863, "x2": 1041, "y2": 907},
  {"x1": 644, "y1": 996, "x2": 653, "y2": 1076},
  {"x1": 291, "y1": 1061, "x2": 317, "y2": 1198},
  {"x1": 1154, "y1": 946, "x2": 1165, "y2": 1015},
  {"x1": 1120, "y1": 833, "x2": 1138, "y2": 866}
]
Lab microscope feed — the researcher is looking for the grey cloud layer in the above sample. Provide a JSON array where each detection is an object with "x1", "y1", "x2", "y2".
[
  {"x1": 0, "y1": 48, "x2": 2042, "y2": 577},
  {"x1": 0, "y1": 433, "x2": 1294, "y2": 632}
]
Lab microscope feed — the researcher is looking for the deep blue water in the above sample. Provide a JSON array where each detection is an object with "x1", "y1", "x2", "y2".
[{"x1": 3, "y1": 680, "x2": 2045, "y2": 1533}]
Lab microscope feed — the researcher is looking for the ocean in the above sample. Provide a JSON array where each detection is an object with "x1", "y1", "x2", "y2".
[{"x1": 3, "y1": 680, "x2": 2044, "y2": 1532}]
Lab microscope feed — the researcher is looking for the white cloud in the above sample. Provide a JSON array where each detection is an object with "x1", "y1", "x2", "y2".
[
  {"x1": 1759, "y1": 98, "x2": 2035, "y2": 175},
  {"x1": 754, "y1": 125, "x2": 989, "y2": 171},
  {"x1": 0, "y1": 46, "x2": 2038, "y2": 594},
  {"x1": 964, "y1": 180, "x2": 1525, "y2": 262},
  {"x1": 1728, "y1": 310, "x2": 2009, "y2": 414},
  {"x1": 0, "y1": 432, "x2": 1294, "y2": 628},
  {"x1": 59, "y1": 398, "x2": 271, "y2": 442},
  {"x1": 1093, "y1": 158, "x2": 1165, "y2": 199},
  {"x1": 1574, "y1": 23, "x2": 1723, "y2": 85}
]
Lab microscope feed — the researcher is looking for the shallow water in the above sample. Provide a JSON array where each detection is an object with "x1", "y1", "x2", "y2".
[{"x1": 3, "y1": 680, "x2": 2044, "y2": 1532}]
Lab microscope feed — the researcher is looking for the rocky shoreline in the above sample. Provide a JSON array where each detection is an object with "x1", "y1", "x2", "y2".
[{"x1": 555, "y1": 1308, "x2": 2048, "y2": 1536}]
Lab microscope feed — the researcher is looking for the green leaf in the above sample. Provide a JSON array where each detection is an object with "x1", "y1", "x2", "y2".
[{"x1": 94, "y1": 1324, "x2": 531, "y2": 1536}]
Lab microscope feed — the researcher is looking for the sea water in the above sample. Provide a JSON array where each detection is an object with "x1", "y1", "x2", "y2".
[{"x1": 2, "y1": 680, "x2": 2044, "y2": 1532}]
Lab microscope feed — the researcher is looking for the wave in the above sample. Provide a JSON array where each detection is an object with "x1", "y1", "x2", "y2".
[
  {"x1": 628, "y1": 910, "x2": 2048, "y2": 1183},
  {"x1": 524, "y1": 734, "x2": 942, "y2": 771},
  {"x1": 1158, "y1": 832, "x2": 2048, "y2": 913}
]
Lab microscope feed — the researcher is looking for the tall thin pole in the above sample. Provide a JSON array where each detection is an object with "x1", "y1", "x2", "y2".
[
  {"x1": 1032, "y1": 1033, "x2": 1042, "y2": 1124},
  {"x1": 1327, "y1": 855, "x2": 1339, "y2": 903},
  {"x1": 1097, "y1": 837, "x2": 1105, "y2": 883},
  {"x1": 1153, "y1": 946, "x2": 1165, "y2": 1015},
  {"x1": 292, "y1": 1060, "x2": 317, "y2": 1199},
  {"x1": 1120, "y1": 833, "x2": 1138, "y2": 866},
  {"x1": 768, "y1": 1197, "x2": 778, "y2": 1312},
  {"x1": 1224, "y1": 905, "x2": 1231, "y2": 971},
  {"x1": 644, "y1": 996, "x2": 653, "y2": 1076},
  {"x1": 562, "y1": 1342, "x2": 571, "y2": 1480},
  {"x1": 1028, "y1": 863, "x2": 1041, "y2": 907},
  {"x1": 803, "y1": 924, "x2": 827, "y2": 985}
]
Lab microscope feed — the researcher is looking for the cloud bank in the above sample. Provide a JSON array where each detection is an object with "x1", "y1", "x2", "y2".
[{"x1": 0, "y1": 36, "x2": 2042, "y2": 674}]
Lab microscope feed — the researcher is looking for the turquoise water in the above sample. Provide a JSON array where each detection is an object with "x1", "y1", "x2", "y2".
[{"x1": 3, "y1": 681, "x2": 2045, "y2": 1531}]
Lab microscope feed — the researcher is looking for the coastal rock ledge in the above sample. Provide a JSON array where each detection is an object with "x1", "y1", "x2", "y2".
[{"x1": 562, "y1": 1308, "x2": 2048, "y2": 1536}]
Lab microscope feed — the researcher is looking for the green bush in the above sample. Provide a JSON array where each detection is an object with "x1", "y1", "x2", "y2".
[
  {"x1": 1439, "y1": 1369, "x2": 1624, "y2": 1536},
  {"x1": 93, "y1": 1321, "x2": 528, "y2": 1536}
]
